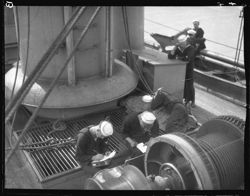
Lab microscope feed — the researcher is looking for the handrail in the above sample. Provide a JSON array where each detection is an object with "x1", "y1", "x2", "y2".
[
  {"x1": 5, "y1": 6, "x2": 86, "y2": 124},
  {"x1": 5, "y1": 6, "x2": 102, "y2": 164}
]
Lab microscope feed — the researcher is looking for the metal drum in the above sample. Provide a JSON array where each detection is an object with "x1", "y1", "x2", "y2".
[
  {"x1": 144, "y1": 115, "x2": 244, "y2": 190},
  {"x1": 84, "y1": 165, "x2": 151, "y2": 190}
]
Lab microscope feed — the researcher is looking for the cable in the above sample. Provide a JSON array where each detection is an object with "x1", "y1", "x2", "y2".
[
  {"x1": 10, "y1": 7, "x2": 20, "y2": 100},
  {"x1": 122, "y1": 7, "x2": 153, "y2": 95},
  {"x1": 22, "y1": 6, "x2": 30, "y2": 84},
  {"x1": 9, "y1": 7, "x2": 31, "y2": 148},
  {"x1": 233, "y1": 8, "x2": 244, "y2": 85},
  {"x1": 9, "y1": 7, "x2": 21, "y2": 148}
]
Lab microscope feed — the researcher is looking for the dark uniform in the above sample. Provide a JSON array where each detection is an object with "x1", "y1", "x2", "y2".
[
  {"x1": 151, "y1": 90, "x2": 189, "y2": 133},
  {"x1": 193, "y1": 27, "x2": 206, "y2": 53},
  {"x1": 122, "y1": 112, "x2": 159, "y2": 143},
  {"x1": 75, "y1": 126, "x2": 108, "y2": 165},
  {"x1": 168, "y1": 44, "x2": 196, "y2": 105}
]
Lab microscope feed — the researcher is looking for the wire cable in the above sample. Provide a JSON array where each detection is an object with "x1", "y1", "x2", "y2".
[
  {"x1": 122, "y1": 7, "x2": 153, "y2": 95},
  {"x1": 9, "y1": 6, "x2": 21, "y2": 148},
  {"x1": 9, "y1": 7, "x2": 32, "y2": 148}
]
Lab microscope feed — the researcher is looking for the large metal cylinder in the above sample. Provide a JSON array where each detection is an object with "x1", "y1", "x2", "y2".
[
  {"x1": 144, "y1": 115, "x2": 244, "y2": 190},
  {"x1": 5, "y1": 6, "x2": 143, "y2": 119},
  {"x1": 84, "y1": 165, "x2": 151, "y2": 190}
]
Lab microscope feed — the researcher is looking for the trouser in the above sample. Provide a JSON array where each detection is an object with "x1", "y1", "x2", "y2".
[
  {"x1": 184, "y1": 78, "x2": 195, "y2": 103},
  {"x1": 184, "y1": 62, "x2": 195, "y2": 103}
]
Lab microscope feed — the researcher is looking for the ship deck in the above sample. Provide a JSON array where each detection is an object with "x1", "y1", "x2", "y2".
[{"x1": 4, "y1": 83, "x2": 246, "y2": 189}]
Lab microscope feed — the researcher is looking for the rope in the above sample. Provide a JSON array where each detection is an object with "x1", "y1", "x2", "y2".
[
  {"x1": 233, "y1": 8, "x2": 244, "y2": 85},
  {"x1": 10, "y1": 7, "x2": 20, "y2": 100},
  {"x1": 122, "y1": 7, "x2": 153, "y2": 95},
  {"x1": 9, "y1": 7, "x2": 31, "y2": 148},
  {"x1": 9, "y1": 7, "x2": 21, "y2": 148},
  {"x1": 22, "y1": 6, "x2": 30, "y2": 84},
  {"x1": 47, "y1": 119, "x2": 67, "y2": 137}
]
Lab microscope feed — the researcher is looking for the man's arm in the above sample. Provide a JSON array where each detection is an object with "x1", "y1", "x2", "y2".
[
  {"x1": 168, "y1": 46, "x2": 178, "y2": 59},
  {"x1": 151, "y1": 120, "x2": 160, "y2": 138},
  {"x1": 75, "y1": 131, "x2": 94, "y2": 164},
  {"x1": 122, "y1": 119, "x2": 138, "y2": 147}
]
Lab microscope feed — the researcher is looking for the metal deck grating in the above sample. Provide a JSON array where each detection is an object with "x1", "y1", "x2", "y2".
[{"x1": 14, "y1": 109, "x2": 130, "y2": 182}]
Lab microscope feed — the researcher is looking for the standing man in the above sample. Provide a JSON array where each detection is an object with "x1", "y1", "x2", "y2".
[
  {"x1": 122, "y1": 111, "x2": 159, "y2": 148},
  {"x1": 75, "y1": 120, "x2": 113, "y2": 176},
  {"x1": 168, "y1": 35, "x2": 196, "y2": 107},
  {"x1": 192, "y1": 20, "x2": 206, "y2": 54}
]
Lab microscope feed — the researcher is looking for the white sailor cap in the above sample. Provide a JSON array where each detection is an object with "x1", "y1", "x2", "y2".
[
  {"x1": 187, "y1": 29, "x2": 196, "y2": 35},
  {"x1": 177, "y1": 35, "x2": 187, "y2": 43},
  {"x1": 193, "y1": 19, "x2": 200, "y2": 24},
  {"x1": 141, "y1": 111, "x2": 156, "y2": 125},
  {"x1": 142, "y1": 95, "x2": 153, "y2": 103},
  {"x1": 100, "y1": 121, "x2": 113, "y2": 137}
]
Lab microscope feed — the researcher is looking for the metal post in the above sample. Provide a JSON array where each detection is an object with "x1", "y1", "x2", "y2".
[
  {"x1": 5, "y1": 7, "x2": 86, "y2": 124},
  {"x1": 105, "y1": 6, "x2": 110, "y2": 77},
  {"x1": 108, "y1": 7, "x2": 113, "y2": 77},
  {"x1": 5, "y1": 6, "x2": 102, "y2": 165},
  {"x1": 64, "y1": 6, "x2": 76, "y2": 85}
]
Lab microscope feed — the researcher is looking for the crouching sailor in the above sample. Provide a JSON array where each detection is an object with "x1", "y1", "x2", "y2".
[
  {"x1": 75, "y1": 120, "x2": 113, "y2": 176},
  {"x1": 120, "y1": 111, "x2": 159, "y2": 158}
]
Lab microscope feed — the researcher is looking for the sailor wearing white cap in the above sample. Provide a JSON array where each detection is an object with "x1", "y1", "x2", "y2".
[
  {"x1": 122, "y1": 111, "x2": 159, "y2": 148},
  {"x1": 168, "y1": 32, "x2": 196, "y2": 107},
  {"x1": 142, "y1": 95, "x2": 153, "y2": 110},
  {"x1": 75, "y1": 120, "x2": 113, "y2": 168}
]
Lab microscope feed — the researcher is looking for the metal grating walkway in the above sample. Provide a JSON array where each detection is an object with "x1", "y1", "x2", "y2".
[{"x1": 14, "y1": 109, "x2": 129, "y2": 182}]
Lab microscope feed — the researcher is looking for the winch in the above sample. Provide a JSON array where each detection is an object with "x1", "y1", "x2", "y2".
[{"x1": 85, "y1": 115, "x2": 244, "y2": 190}]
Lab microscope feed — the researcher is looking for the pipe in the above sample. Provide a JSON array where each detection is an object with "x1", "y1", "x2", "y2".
[
  {"x1": 202, "y1": 56, "x2": 245, "y2": 76},
  {"x1": 64, "y1": 6, "x2": 76, "y2": 85},
  {"x1": 5, "y1": 7, "x2": 86, "y2": 124},
  {"x1": 200, "y1": 50, "x2": 244, "y2": 69},
  {"x1": 5, "y1": 6, "x2": 102, "y2": 165},
  {"x1": 108, "y1": 7, "x2": 113, "y2": 77},
  {"x1": 105, "y1": 6, "x2": 112, "y2": 77},
  {"x1": 105, "y1": 6, "x2": 109, "y2": 77}
]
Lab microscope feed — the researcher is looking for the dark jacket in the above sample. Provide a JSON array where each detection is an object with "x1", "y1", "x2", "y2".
[
  {"x1": 151, "y1": 91, "x2": 189, "y2": 133},
  {"x1": 194, "y1": 27, "x2": 206, "y2": 51},
  {"x1": 75, "y1": 126, "x2": 108, "y2": 165},
  {"x1": 122, "y1": 112, "x2": 159, "y2": 143},
  {"x1": 168, "y1": 45, "x2": 196, "y2": 103}
]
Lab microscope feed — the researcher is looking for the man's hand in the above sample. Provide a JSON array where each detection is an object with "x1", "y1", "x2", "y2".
[
  {"x1": 92, "y1": 154, "x2": 104, "y2": 161},
  {"x1": 125, "y1": 137, "x2": 137, "y2": 148}
]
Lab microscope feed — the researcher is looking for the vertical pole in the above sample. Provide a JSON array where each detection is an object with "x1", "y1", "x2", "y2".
[
  {"x1": 105, "y1": 6, "x2": 112, "y2": 78},
  {"x1": 64, "y1": 6, "x2": 76, "y2": 85},
  {"x1": 108, "y1": 6, "x2": 113, "y2": 77},
  {"x1": 105, "y1": 6, "x2": 110, "y2": 77}
]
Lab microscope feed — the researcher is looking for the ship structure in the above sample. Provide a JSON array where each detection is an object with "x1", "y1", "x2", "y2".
[{"x1": 4, "y1": 6, "x2": 246, "y2": 191}]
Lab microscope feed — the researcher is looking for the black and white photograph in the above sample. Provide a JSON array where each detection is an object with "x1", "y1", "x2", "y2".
[{"x1": 3, "y1": 4, "x2": 248, "y2": 194}]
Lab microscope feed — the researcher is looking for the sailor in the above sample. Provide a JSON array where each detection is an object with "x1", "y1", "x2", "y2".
[
  {"x1": 150, "y1": 87, "x2": 189, "y2": 133},
  {"x1": 122, "y1": 111, "x2": 159, "y2": 148},
  {"x1": 168, "y1": 35, "x2": 196, "y2": 107},
  {"x1": 192, "y1": 20, "x2": 206, "y2": 54},
  {"x1": 75, "y1": 120, "x2": 113, "y2": 174},
  {"x1": 187, "y1": 29, "x2": 196, "y2": 45}
]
